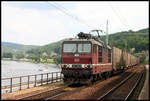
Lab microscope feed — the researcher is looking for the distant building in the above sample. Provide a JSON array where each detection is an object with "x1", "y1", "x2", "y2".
[
  {"x1": 141, "y1": 50, "x2": 149, "y2": 62},
  {"x1": 24, "y1": 54, "x2": 29, "y2": 58},
  {"x1": 130, "y1": 48, "x2": 135, "y2": 53},
  {"x1": 50, "y1": 51, "x2": 57, "y2": 57},
  {"x1": 42, "y1": 52, "x2": 48, "y2": 56}
]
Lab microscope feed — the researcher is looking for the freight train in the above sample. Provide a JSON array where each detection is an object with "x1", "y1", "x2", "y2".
[{"x1": 61, "y1": 32, "x2": 139, "y2": 84}]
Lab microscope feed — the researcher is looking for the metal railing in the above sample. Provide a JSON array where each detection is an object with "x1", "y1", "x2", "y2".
[{"x1": 1, "y1": 72, "x2": 63, "y2": 94}]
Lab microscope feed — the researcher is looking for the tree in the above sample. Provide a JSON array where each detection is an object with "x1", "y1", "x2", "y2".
[
  {"x1": 3, "y1": 52, "x2": 13, "y2": 58},
  {"x1": 15, "y1": 54, "x2": 24, "y2": 59},
  {"x1": 27, "y1": 55, "x2": 40, "y2": 63},
  {"x1": 53, "y1": 55, "x2": 61, "y2": 65}
]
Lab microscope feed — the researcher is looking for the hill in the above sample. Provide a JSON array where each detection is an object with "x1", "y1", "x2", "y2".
[
  {"x1": 101, "y1": 28, "x2": 149, "y2": 53},
  {"x1": 26, "y1": 28, "x2": 149, "y2": 56},
  {"x1": 26, "y1": 39, "x2": 65, "y2": 56},
  {"x1": 2, "y1": 42, "x2": 40, "y2": 54}
]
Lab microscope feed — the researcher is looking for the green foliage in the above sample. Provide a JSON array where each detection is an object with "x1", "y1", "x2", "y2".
[
  {"x1": 139, "y1": 54, "x2": 146, "y2": 63},
  {"x1": 15, "y1": 54, "x2": 24, "y2": 59},
  {"x1": 27, "y1": 55, "x2": 40, "y2": 63},
  {"x1": 26, "y1": 40, "x2": 63, "y2": 56},
  {"x1": 47, "y1": 59, "x2": 55, "y2": 63},
  {"x1": 3, "y1": 52, "x2": 13, "y2": 58},
  {"x1": 25, "y1": 28, "x2": 148, "y2": 65},
  {"x1": 133, "y1": 53, "x2": 147, "y2": 64},
  {"x1": 101, "y1": 28, "x2": 149, "y2": 53},
  {"x1": 2, "y1": 28, "x2": 148, "y2": 65},
  {"x1": 2, "y1": 42, "x2": 40, "y2": 54},
  {"x1": 53, "y1": 55, "x2": 61, "y2": 65}
]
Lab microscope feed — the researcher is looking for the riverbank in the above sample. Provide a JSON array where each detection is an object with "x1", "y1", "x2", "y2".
[
  {"x1": 1, "y1": 59, "x2": 61, "y2": 68},
  {"x1": 2, "y1": 60, "x2": 61, "y2": 79}
]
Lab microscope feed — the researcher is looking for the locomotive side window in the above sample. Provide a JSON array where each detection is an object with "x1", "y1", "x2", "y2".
[
  {"x1": 108, "y1": 49, "x2": 111, "y2": 63},
  {"x1": 63, "y1": 44, "x2": 76, "y2": 53},
  {"x1": 98, "y1": 46, "x2": 102, "y2": 62}
]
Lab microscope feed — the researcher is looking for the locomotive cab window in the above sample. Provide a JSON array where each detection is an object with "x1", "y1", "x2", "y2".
[
  {"x1": 78, "y1": 43, "x2": 91, "y2": 53},
  {"x1": 98, "y1": 46, "x2": 102, "y2": 62},
  {"x1": 108, "y1": 49, "x2": 111, "y2": 63},
  {"x1": 63, "y1": 43, "x2": 76, "y2": 53}
]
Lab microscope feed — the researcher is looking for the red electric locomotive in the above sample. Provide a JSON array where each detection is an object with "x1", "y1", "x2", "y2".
[
  {"x1": 61, "y1": 32, "x2": 139, "y2": 85},
  {"x1": 61, "y1": 32, "x2": 113, "y2": 84}
]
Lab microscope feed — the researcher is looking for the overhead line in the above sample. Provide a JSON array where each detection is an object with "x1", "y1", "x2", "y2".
[
  {"x1": 114, "y1": 3, "x2": 132, "y2": 30},
  {"x1": 108, "y1": 2, "x2": 131, "y2": 30},
  {"x1": 47, "y1": 2, "x2": 95, "y2": 29}
]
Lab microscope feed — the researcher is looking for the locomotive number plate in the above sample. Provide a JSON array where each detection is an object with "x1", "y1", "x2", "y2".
[{"x1": 74, "y1": 58, "x2": 80, "y2": 62}]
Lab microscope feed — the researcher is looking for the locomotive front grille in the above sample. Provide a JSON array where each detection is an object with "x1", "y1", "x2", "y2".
[
  {"x1": 72, "y1": 64, "x2": 81, "y2": 68},
  {"x1": 62, "y1": 64, "x2": 92, "y2": 68}
]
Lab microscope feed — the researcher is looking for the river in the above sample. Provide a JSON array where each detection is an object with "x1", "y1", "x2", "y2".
[
  {"x1": 1, "y1": 60, "x2": 62, "y2": 93},
  {"x1": 1, "y1": 60, "x2": 61, "y2": 78}
]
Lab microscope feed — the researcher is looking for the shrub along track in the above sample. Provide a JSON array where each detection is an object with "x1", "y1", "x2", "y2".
[{"x1": 47, "y1": 65, "x2": 144, "y2": 100}]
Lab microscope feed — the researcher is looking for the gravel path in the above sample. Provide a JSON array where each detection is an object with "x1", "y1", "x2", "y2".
[
  {"x1": 138, "y1": 65, "x2": 149, "y2": 100},
  {"x1": 1, "y1": 81, "x2": 63, "y2": 100}
]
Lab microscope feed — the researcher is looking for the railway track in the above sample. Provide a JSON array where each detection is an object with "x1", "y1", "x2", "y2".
[
  {"x1": 45, "y1": 84, "x2": 87, "y2": 100},
  {"x1": 15, "y1": 65, "x2": 144, "y2": 100},
  {"x1": 46, "y1": 65, "x2": 144, "y2": 100},
  {"x1": 16, "y1": 84, "x2": 69, "y2": 100},
  {"x1": 16, "y1": 83, "x2": 85, "y2": 100},
  {"x1": 97, "y1": 68, "x2": 144, "y2": 100}
]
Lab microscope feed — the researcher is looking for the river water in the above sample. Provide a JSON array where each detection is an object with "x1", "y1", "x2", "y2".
[
  {"x1": 1, "y1": 60, "x2": 62, "y2": 88},
  {"x1": 1, "y1": 60, "x2": 61, "y2": 78}
]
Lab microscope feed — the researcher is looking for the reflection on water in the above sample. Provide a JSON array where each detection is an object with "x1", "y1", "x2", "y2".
[{"x1": 1, "y1": 60, "x2": 61, "y2": 78}]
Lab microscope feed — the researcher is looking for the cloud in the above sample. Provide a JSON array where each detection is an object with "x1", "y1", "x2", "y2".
[
  {"x1": 69, "y1": 1, "x2": 148, "y2": 32},
  {"x1": 2, "y1": 1, "x2": 149, "y2": 45},
  {"x1": 2, "y1": 3, "x2": 74, "y2": 45}
]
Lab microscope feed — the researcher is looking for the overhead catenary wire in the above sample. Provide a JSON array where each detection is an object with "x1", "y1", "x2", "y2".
[
  {"x1": 114, "y1": 3, "x2": 132, "y2": 30},
  {"x1": 54, "y1": 2, "x2": 98, "y2": 29},
  {"x1": 108, "y1": 2, "x2": 131, "y2": 30},
  {"x1": 46, "y1": 2, "x2": 96, "y2": 30}
]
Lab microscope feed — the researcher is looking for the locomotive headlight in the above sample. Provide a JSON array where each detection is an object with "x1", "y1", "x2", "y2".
[
  {"x1": 84, "y1": 64, "x2": 88, "y2": 68},
  {"x1": 85, "y1": 64, "x2": 92, "y2": 68},
  {"x1": 82, "y1": 64, "x2": 85, "y2": 68},
  {"x1": 67, "y1": 64, "x2": 70, "y2": 68}
]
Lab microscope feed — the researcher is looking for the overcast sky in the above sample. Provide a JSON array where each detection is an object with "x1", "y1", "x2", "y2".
[{"x1": 2, "y1": 1, "x2": 149, "y2": 45}]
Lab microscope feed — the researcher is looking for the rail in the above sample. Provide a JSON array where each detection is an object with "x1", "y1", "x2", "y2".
[
  {"x1": 125, "y1": 71, "x2": 143, "y2": 100},
  {"x1": 2, "y1": 72, "x2": 64, "y2": 94},
  {"x1": 97, "y1": 72, "x2": 135, "y2": 100},
  {"x1": 97, "y1": 69, "x2": 143, "y2": 100}
]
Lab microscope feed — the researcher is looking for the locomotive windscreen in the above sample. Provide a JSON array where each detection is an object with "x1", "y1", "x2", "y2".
[
  {"x1": 63, "y1": 43, "x2": 91, "y2": 53},
  {"x1": 63, "y1": 43, "x2": 76, "y2": 53},
  {"x1": 78, "y1": 43, "x2": 91, "y2": 53}
]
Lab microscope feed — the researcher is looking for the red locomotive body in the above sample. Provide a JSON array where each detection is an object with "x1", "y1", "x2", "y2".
[
  {"x1": 61, "y1": 32, "x2": 114, "y2": 84},
  {"x1": 61, "y1": 32, "x2": 139, "y2": 84}
]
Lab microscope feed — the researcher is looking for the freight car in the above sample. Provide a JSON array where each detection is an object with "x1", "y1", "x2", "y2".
[{"x1": 61, "y1": 32, "x2": 139, "y2": 84}]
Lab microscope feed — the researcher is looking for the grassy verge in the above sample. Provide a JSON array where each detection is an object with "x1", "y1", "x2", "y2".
[{"x1": 2, "y1": 59, "x2": 57, "y2": 65}]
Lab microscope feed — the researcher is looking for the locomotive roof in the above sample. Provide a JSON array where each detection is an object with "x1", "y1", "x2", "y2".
[{"x1": 63, "y1": 38, "x2": 112, "y2": 49}]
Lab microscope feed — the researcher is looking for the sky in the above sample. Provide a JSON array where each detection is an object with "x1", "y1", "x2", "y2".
[{"x1": 2, "y1": 1, "x2": 149, "y2": 46}]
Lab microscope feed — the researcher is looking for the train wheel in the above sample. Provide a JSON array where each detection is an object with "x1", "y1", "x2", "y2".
[
  {"x1": 98, "y1": 73, "x2": 102, "y2": 80},
  {"x1": 106, "y1": 72, "x2": 110, "y2": 79},
  {"x1": 92, "y1": 75, "x2": 97, "y2": 82},
  {"x1": 110, "y1": 71, "x2": 113, "y2": 77}
]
